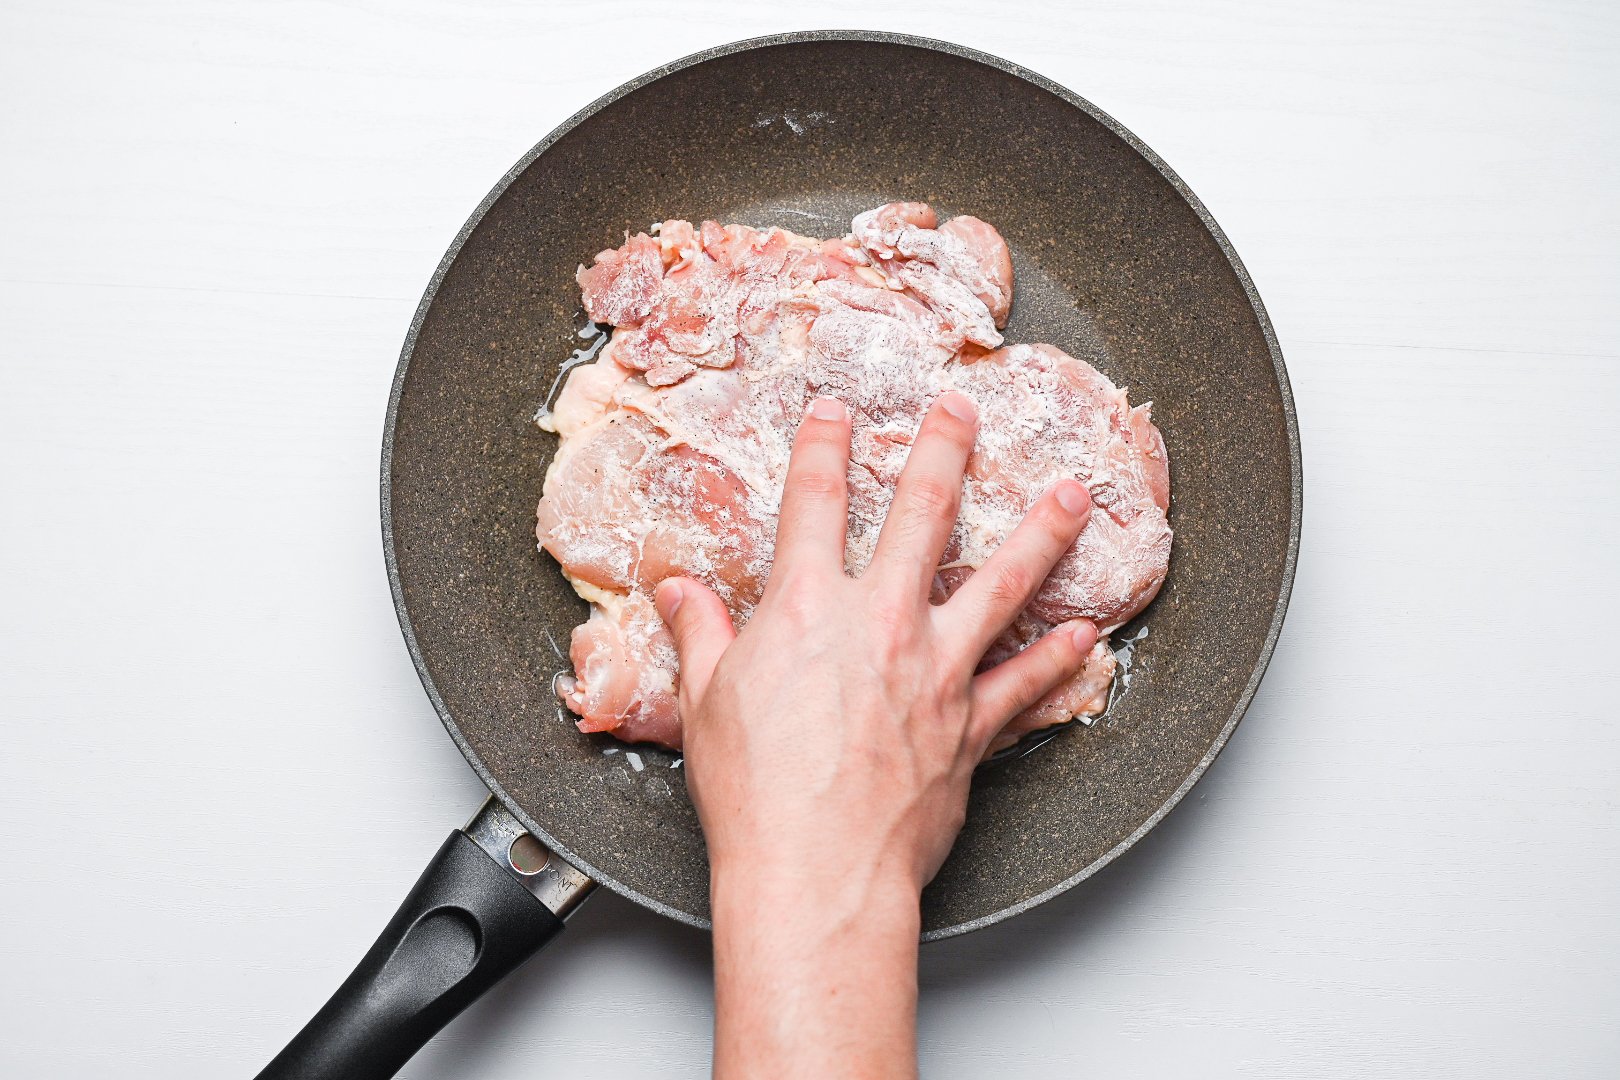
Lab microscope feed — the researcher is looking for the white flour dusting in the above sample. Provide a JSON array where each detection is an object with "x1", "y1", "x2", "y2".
[{"x1": 535, "y1": 202, "x2": 1171, "y2": 750}]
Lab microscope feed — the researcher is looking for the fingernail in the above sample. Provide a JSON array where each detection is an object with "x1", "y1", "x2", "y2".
[
  {"x1": 1070, "y1": 620, "x2": 1097, "y2": 650},
  {"x1": 1055, "y1": 480, "x2": 1091, "y2": 515},
  {"x1": 808, "y1": 397, "x2": 845, "y2": 422},
  {"x1": 657, "y1": 580, "x2": 684, "y2": 617},
  {"x1": 939, "y1": 392, "x2": 978, "y2": 423}
]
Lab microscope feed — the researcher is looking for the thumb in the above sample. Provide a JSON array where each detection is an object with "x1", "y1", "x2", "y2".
[{"x1": 653, "y1": 578, "x2": 736, "y2": 705}]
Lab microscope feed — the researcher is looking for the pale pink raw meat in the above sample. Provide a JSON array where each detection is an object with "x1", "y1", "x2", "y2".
[
  {"x1": 538, "y1": 203, "x2": 1171, "y2": 751},
  {"x1": 948, "y1": 344, "x2": 1172, "y2": 628},
  {"x1": 535, "y1": 407, "x2": 765, "y2": 604},
  {"x1": 561, "y1": 591, "x2": 683, "y2": 748},
  {"x1": 977, "y1": 617, "x2": 1118, "y2": 756}
]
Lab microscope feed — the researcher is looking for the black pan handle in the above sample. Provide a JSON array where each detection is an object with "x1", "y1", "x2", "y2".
[{"x1": 256, "y1": 799, "x2": 595, "y2": 1080}]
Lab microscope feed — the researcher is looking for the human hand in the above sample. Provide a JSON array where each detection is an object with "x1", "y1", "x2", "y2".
[
  {"x1": 658, "y1": 391, "x2": 1097, "y2": 894},
  {"x1": 655, "y1": 391, "x2": 1096, "y2": 1080}
]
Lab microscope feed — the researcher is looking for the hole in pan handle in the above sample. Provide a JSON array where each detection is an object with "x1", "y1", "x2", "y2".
[{"x1": 255, "y1": 798, "x2": 597, "y2": 1080}]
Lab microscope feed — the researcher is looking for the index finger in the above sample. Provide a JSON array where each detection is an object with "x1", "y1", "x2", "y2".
[{"x1": 771, "y1": 396, "x2": 852, "y2": 572}]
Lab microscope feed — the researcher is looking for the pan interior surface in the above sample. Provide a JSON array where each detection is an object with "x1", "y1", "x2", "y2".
[{"x1": 385, "y1": 34, "x2": 1298, "y2": 937}]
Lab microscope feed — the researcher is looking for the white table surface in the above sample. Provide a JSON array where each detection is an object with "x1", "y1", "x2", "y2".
[{"x1": 3, "y1": 1, "x2": 1617, "y2": 1076}]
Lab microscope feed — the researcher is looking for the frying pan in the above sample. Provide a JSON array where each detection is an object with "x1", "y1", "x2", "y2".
[{"x1": 257, "y1": 30, "x2": 1301, "y2": 1080}]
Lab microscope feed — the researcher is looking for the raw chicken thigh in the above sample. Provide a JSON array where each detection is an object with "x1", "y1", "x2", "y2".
[{"x1": 537, "y1": 202, "x2": 1170, "y2": 751}]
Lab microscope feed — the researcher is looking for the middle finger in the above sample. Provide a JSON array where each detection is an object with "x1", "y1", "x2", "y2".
[{"x1": 866, "y1": 392, "x2": 979, "y2": 598}]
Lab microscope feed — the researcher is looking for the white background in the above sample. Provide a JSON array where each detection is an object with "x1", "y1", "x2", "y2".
[{"x1": 3, "y1": 1, "x2": 1617, "y2": 1076}]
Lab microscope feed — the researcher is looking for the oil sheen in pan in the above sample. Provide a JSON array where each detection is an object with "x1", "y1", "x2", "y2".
[
  {"x1": 533, "y1": 316, "x2": 609, "y2": 427},
  {"x1": 984, "y1": 621, "x2": 1151, "y2": 765}
]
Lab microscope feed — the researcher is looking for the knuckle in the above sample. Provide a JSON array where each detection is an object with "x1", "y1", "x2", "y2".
[
  {"x1": 903, "y1": 474, "x2": 960, "y2": 519},
  {"x1": 927, "y1": 413, "x2": 974, "y2": 445},
  {"x1": 866, "y1": 596, "x2": 913, "y2": 637},
  {"x1": 798, "y1": 419, "x2": 849, "y2": 447},
  {"x1": 670, "y1": 607, "x2": 712, "y2": 647},
  {"x1": 788, "y1": 469, "x2": 845, "y2": 502},
  {"x1": 865, "y1": 601, "x2": 925, "y2": 661},
  {"x1": 777, "y1": 597, "x2": 818, "y2": 627},
  {"x1": 766, "y1": 570, "x2": 822, "y2": 615},
  {"x1": 1006, "y1": 668, "x2": 1048, "y2": 711},
  {"x1": 1031, "y1": 500, "x2": 1083, "y2": 541},
  {"x1": 979, "y1": 562, "x2": 1035, "y2": 611}
]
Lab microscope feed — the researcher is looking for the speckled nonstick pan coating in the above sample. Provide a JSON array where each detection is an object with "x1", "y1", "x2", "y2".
[{"x1": 383, "y1": 31, "x2": 1301, "y2": 940}]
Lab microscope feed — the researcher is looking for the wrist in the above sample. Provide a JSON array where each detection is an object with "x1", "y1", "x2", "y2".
[
  {"x1": 709, "y1": 847, "x2": 923, "y2": 1079},
  {"x1": 710, "y1": 846, "x2": 922, "y2": 942},
  {"x1": 712, "y1": 839, "x2": 922, "y2": 905}
]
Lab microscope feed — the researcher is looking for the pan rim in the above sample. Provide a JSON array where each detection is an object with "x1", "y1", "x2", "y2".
[{"x1": 381, "y1": 29, "x2": 1303, "y2": 942}]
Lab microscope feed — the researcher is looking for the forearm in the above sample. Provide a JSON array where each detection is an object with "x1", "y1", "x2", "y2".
[
  {"x1": 710, "y1": 859, "x2": 922, "y2": 1080},
  {"x1": 667, "y1": 393, "x2": 1096, "y2": 1078}
]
